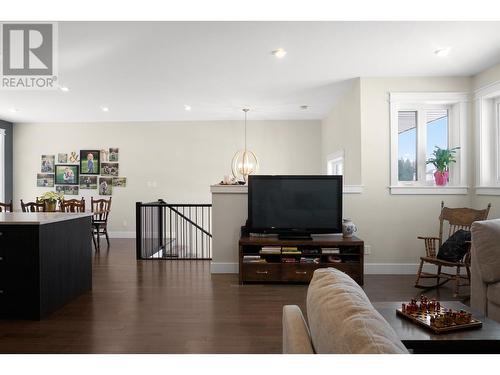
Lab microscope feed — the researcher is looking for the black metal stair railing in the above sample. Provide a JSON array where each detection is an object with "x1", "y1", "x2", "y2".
[{"x1": 136, "y1": 200, "x2": 212, "y2": 260}]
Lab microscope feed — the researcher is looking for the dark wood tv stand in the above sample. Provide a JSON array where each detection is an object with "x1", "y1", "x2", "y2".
[{"x1": 239, "y1": 234, "x2": 364, "y2": 285}]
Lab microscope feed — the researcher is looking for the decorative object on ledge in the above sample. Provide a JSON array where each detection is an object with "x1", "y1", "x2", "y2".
[
  {"x1": 231, "y1": 108, "x2": 259, "y2": 183},
  {"x1": 38, "y1": 191, "x2": 63, "y2": 212},
  {"x1": 426, "y1": 146, "x2": 459, "y2": 186},
  {"x1": 397, "y1": 295, "x2": 482, "y2": 334},
  {"x1": 342, "y1": 218, "x2": 357, "y2": 238}
]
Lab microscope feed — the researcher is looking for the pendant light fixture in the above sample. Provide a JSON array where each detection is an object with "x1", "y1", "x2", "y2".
[{"x1": 231, "y1": 108, "x2": 259, "y2": 183}]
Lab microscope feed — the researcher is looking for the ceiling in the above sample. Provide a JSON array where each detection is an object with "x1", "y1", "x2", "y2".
[{"x1": 2, "y1": 21, "x2": 500, "y2": 123}]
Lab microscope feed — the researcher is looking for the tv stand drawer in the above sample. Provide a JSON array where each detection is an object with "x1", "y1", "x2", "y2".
[
  {"x1": 241, "y1": 264, "x2": 281, "y2": 282},
  {"x1": 282, "y1": 264, "x2": 319, "y2": 282}
]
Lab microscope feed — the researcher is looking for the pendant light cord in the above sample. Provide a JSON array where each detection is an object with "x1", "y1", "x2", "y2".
[{"x1": 243, "y1": 108, "x2": 249, "y2": 152}]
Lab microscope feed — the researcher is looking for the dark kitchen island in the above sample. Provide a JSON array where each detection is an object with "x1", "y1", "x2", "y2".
[{"x1": 0, "y1": 212, "x2": 93, "y2": 320}]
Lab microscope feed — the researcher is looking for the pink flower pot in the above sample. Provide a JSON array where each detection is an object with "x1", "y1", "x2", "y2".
[{"x1": 434, "y1": 171, "x2": 449, "y2": 186}]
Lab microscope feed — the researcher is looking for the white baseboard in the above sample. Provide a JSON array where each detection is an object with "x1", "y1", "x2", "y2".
[
  {"x1": 108, "y1": 231, "x2": 136, "y2": 238},
  {"x1": 210, "y1": 262, "x2": 446, "y2": 275},
  {"x1": 211, "y1": 262, "x2": 239, "y2": 273}
]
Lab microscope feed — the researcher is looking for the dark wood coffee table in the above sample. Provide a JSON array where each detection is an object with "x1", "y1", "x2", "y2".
[{"x1": 374, "y1": 301, "x2": 500, "y2": 353}]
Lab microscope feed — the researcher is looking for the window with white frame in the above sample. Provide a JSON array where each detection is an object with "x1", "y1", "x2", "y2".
[
  {"x1": 326, "y1": 150, "x2": 344, "y2": 176},
  {"x1": 475, "y1": 83, "x2": 500, "y2": 194},
  {"x1": 390, "y1": 92, "x2": 468, "y2": 194}
]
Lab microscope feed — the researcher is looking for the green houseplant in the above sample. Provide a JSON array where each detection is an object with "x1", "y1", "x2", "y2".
[
  {"x1": 426, "y1": 146, "x2": 460, "y2": 186},
  {"x1": 38, "y1": 191, "x2": 63, "y2": 212}
]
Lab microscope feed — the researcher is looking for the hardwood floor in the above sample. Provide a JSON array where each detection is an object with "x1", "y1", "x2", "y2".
[{"x1": 0, "y1": 239, "x2": 466, "y2": 354}]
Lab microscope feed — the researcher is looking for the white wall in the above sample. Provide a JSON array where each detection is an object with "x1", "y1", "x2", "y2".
[
  {"x1": 321, "y1": 78, "x2": 362, "y2": 185},
  {"x1": 472, "y1": 62, "x2": 500, "y2": 219},
  {"x1": 14, "y1": 120, "x2": 322, "y2": 234},
  {"x1": 321, "y1": 77, "x2": 474, "y2": 271}
]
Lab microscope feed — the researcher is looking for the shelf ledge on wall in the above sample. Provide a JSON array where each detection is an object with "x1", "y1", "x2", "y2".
[
  {"x1": 210, "y1": 184, "x2": 363, "y2": 194},
  {"x1": 389, "y1": 185, "x2": 469, "y2": 195},
  {"x1": 475, "y1": 186, "x2": 500, "y2": 196}
]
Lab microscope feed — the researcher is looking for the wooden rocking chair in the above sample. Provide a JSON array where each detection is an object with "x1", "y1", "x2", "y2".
[{"x1": 415, "y1": 201, "x2": 491, "y2": 297}]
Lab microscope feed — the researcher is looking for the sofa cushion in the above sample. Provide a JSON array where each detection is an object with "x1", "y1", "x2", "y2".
[
  {"x1": 306, "y1": 268, "x2": 408, "y2": 354},
  {"x1": 487, "y1": 283, "x2": 500, "y2": 307},
  {"x1": 472, "y1": 219, "x2": 500, "y2": 284}
]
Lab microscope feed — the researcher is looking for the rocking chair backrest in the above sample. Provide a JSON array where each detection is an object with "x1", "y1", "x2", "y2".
[{"x1": 438, "y1": 201, "x2": 491, "y2": 247}]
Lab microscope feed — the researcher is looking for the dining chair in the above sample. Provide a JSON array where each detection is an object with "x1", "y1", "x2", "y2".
[
  {"x1": 91, "y1": 197, "x2": 112, "y2": 251},
  {"x1": 20, "y1": 199, "x2": 46, "y2": 212},
  {"x1": 60, "y1": 198, "x2": 86, "y2": 213},
  {"x1": 0, "y1": 201, "x2": 13, "y2": 212}
]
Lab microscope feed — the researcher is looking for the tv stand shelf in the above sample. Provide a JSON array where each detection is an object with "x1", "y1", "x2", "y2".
[{"x1": 239, "y1": 235, "x2": 364, "y2": 285}]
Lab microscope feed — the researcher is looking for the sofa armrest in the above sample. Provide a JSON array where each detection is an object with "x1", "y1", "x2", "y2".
[
  {"x1": 282, "y1": 305, "x2": 314, "y2": 354},
  {"x1": 471, "y1": 244, "x2": 488, "y2": 314}
]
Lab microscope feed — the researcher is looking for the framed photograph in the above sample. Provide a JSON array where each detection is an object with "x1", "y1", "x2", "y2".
[
  {"x1": 41, "y1": 155, "x2": 55, "y2": 173},
  {"x1": 58, "y1": 153, "x2": 68, "y2": 163},
  {"x1": 112, "y1": 177, "x2": 127, "y2": 187},
  {"x1": 100, "y1": 149, "x2": 109, "y2": 162},
  {"x1": 80, "y1": 150, "x2": 100, "y2": 175},
  {"x1": 99, "y1": 177, "x2": 113, "y2": 195},
  {"x1": 37, "y1": 173, "x2": 54, "y2": 187},
  {"x1": 80, "y1": 175, "x2": 98, "y2": 189},
  {"x1": 56, "y1": 185, "x2": 79, "y2": 196},
  {"x1": 101, "y1": 162, "x2": 119, "y2": 176},
  {"x1": 109, "y1": 148, "x2": 119, "y2": 162},
  {"x1": 55, "y1": 164, "x2": 79, "y2": 185},
  {"x1": 68, "y1": 151, "x2": 80, "y2": 163}
]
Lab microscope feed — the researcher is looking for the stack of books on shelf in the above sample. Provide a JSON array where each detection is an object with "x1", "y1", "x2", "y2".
[
  {"x1": 281, "y1": 246, "x2": 301, "y2": 255},
  {"x1": 259, "y1": 246, "x2": 282, "y2": 255},
  {"x1": 243, "y1": 255, "x2": 267, "y2": 263},
  {"x1": 322, "y1": 247, "x2": 340, "y2": 254},
  {"x1": 300, "y1": 257, "x2": 320, "y2": 264},
  {"x1": 282, "y1": 257, "x2": 299, "y2": 263},
  {"x1": 302, "y1": 248, "x2": 320, "y2": 255}
]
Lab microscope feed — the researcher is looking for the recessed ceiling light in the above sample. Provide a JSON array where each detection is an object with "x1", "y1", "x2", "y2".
[
  {"x1": 184, "y1": 104, "x2": 192, "y2": 111},
  {"x1": 101, "y1": 106, "x2": 110, "y2": 112},
  {"x1": 60, "y1": 86, "x2": 70, "y2": 92},
  {"x1": 9, "y1": 108, "x2": 19, "y2": 113},
  {"x1": 434, "y1": 48, "x2": 451, "y2": 57},
  {"x1": 300, "y1": 105, "x2": 309, "y2": 110},
  {"x1": 272, "y1": 48, "x2": 287, "y2": 58}
]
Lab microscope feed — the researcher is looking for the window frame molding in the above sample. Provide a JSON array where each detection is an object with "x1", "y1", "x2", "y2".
[
  {"x1": 326, "y1": 150, "x2": 344, "y2": 176},
  {"x1": 474, "y1": 80, "x2": 500, "y2": 195},
  {"x1": 389, "y1": 92, "x2": 469, "y2": 195},
  {"x1": 325, "y1": 149, "x2": 362, "y2": 194}
]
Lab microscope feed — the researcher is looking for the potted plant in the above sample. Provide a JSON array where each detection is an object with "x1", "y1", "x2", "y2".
[
  {"x1": 38, "y1": 191, "x2": 63, "y2": 212},
  {"x1": 426, "y1": 146, "x2": 460, "y2": 186}
]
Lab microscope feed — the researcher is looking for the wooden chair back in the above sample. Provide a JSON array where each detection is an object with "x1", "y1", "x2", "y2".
[
  {"x1": 91, "y1": 197, "x2": 112, "y2": 222},
  {"x1": 438, "y1": 201, "x2": 491, "y2": 248},
  {"x1": 60, "y1": 198, "x2": 86, "y2": 213},
  {"x1": 21, "y1": 199, "x2": 46, "y2": 212},
  {"x1": 0, "y1": 201, "x2": 13, "y2": 212}
]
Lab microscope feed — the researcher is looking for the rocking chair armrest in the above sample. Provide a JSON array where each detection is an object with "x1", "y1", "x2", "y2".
[
  {"x1": 417, "y1": 236, "x2": 440, "y2": 257},
  {"x1": 417, "y1": 236, "x2": 440, "y2": 241}
]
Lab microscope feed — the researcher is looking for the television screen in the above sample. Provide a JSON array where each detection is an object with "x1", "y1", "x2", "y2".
[{"x1": 248, "y1": 175, "x2": 343, "y2": 234}]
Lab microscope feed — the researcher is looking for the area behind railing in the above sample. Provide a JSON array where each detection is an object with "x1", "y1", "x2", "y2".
[{"x1": 136, "y1": 200, "x2": 212, "y2": 260}]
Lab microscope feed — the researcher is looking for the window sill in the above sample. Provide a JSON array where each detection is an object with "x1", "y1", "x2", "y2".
[
  {"x1": 475, "y1": 186, "x2": 500, "y2": 196},
  {"x1": 389, "y1": 186, "x2": 469, "y2": 195}
]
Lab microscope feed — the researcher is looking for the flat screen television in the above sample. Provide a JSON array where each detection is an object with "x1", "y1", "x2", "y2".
[{"x1": 247, "y1": 175, "x2": 343, "y2": 239}]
